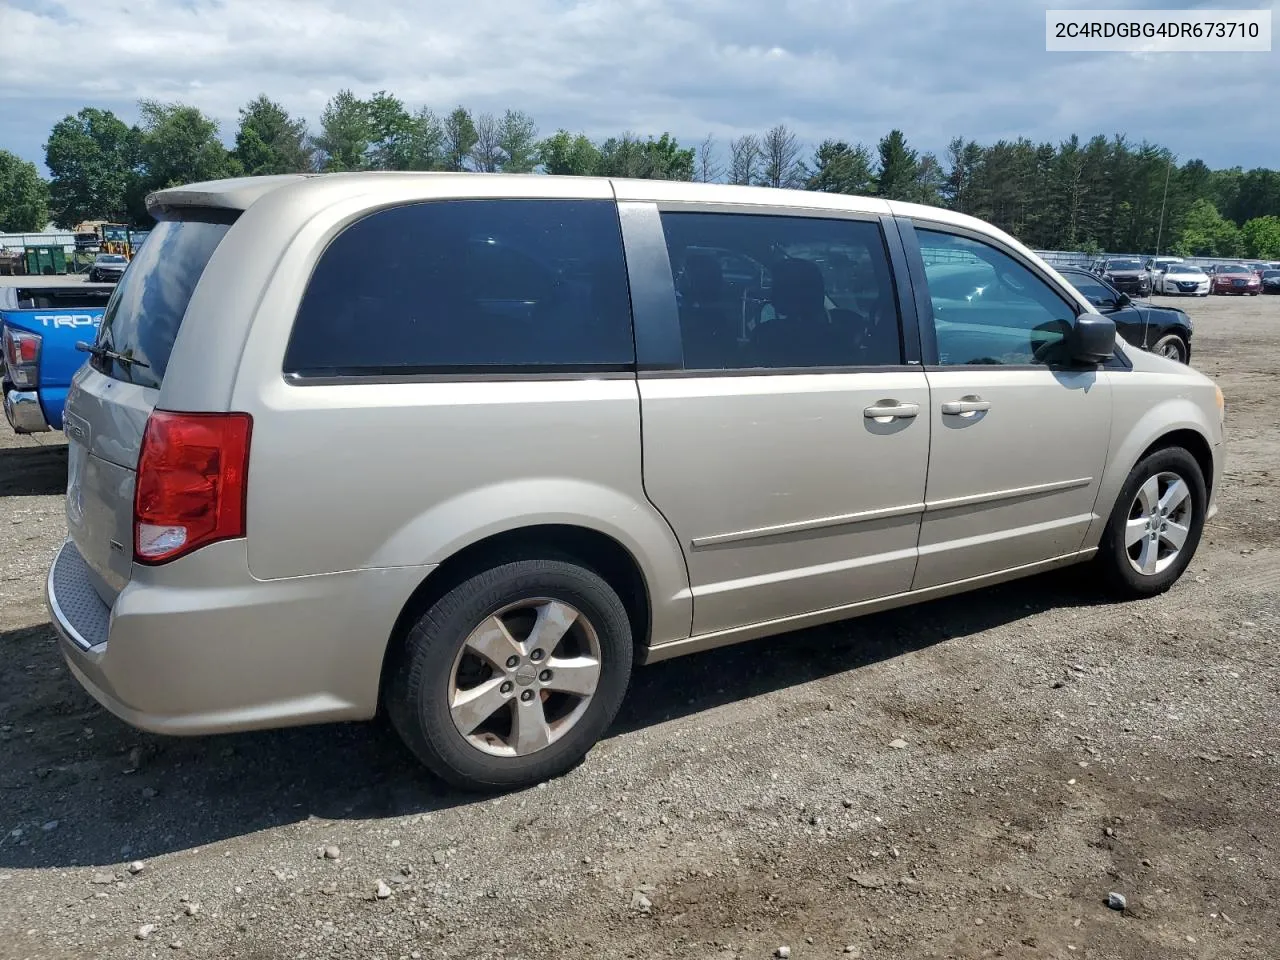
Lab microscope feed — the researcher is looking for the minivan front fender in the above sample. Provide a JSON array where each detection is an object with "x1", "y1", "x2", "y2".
[{"x1": 1084, "y1": 377, "x2": 1222, "y2": 550}]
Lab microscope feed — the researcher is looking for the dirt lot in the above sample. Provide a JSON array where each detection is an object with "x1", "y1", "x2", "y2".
[{"x1": 1, "y1": 294, "x2": 1277, "y2": 960}]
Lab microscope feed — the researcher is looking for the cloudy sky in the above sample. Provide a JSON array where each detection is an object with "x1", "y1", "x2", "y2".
[{"x1": 2, "y1": 0, "x2": 1277, "y2": 173}]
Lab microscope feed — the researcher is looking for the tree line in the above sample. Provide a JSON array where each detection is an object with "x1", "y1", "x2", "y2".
[{"x1": 1, "y1": 91, "x2": 1278, "y2": 260}]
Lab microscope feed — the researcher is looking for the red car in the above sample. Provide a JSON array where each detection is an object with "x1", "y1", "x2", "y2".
[{"x1": 1210, "y1": 263, "x2": 1262, "y2": 295}]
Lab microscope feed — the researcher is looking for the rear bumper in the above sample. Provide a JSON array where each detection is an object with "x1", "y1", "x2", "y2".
[
  {"x1": 47, "y1": 538, "x2": 432, "y2": 735},
  {"x1": 3, "y1": 388, "x2": 50, "y2": 433}
]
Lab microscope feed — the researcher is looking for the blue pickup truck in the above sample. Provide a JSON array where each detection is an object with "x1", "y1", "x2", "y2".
[{"x1": 2, "y1": 283, "x2": 114, "y2": 433}]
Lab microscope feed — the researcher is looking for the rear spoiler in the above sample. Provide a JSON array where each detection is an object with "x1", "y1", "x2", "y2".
[{"x1": 146, "y1": 174, "x2": 316, "y2": 219}]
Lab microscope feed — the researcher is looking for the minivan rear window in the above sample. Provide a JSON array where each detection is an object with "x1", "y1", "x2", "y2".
[
  {"x1": 283, "y1": 199, "x2": 635, "y2": 378},
  {"x1": 92, "y1": 217, "x2": 232, "y2": 389}
]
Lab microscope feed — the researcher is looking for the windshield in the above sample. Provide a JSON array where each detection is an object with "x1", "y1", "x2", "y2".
[
  {"x1": 96, "y1": 254, "x2": 127, "y2": 263},
  {"x1": 1264, "y1": 270, "x2": 1280, "y2": 279},
  {"x1": 1218, "y1": 264, "x2": 1248, "y2": 273},
  {"x1": 93, "y1": 217, "x2": 232, "y2": 389},
  {"x1": 1106, "y1": 259, "x2": 1142, "y2": 271},
  {"x1": 1169, "y1": 265, "x2": 1202, "y2": 275}
]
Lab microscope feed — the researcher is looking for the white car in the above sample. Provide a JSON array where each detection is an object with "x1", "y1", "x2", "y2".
[{"x1": 1156, "y1": 263, "x2": 1210, "y2": 296}]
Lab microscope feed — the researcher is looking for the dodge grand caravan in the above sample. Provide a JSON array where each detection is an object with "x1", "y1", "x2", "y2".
[{"x1": 48, "y1": 173, "x2": 1226, "y2": 790}]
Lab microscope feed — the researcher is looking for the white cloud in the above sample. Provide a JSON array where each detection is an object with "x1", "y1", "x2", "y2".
[{"x1": 1, "y1": 0, "x2": 1277, "y2": 169}]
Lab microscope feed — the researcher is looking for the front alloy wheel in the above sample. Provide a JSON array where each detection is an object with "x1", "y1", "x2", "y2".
[
  {"x1": 1097, "y1": 447, "x2": 1206, "y2": 597},
  {"x1": 1123, "y1": 472, "x2": 1193, "y2": 576}
]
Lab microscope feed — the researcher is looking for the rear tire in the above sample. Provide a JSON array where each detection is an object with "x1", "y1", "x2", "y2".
[
  {"x1": 1096, "y1": 447, "x2": 1206, "y2": 598},
  {"x1": 385, "y1": 559, "x2": 633, "y2": 791}
]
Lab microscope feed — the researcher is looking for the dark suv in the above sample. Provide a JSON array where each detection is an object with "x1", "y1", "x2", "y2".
[{"x1": 1098, "y1": 258, "x2": 1152, "y2": 297}]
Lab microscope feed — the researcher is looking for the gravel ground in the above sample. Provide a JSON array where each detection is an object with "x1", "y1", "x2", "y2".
[{"x1": 1, "y1": 293, "x2": 1277, "y2": 960}]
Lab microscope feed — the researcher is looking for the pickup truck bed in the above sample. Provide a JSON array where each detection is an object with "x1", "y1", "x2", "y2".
[{"x1": 1, "y1": 283, "x2": 114, "y2": 433}]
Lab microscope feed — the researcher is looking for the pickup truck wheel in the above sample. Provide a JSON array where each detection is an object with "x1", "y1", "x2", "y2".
[
  {"x1": 1096, "y1": 447, "x2": 1206, "y2": 598},
  {"x1": 385, "y1": 559, "x2": 633, "y2": 791},
  {"x1": 1151, "y1": 334, "x2": 1187, "y2": 363}
]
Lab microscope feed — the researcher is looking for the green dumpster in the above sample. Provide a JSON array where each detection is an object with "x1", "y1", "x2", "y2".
[{"x1": 24, "y1": 245, "x2": 69, "y2": 276}]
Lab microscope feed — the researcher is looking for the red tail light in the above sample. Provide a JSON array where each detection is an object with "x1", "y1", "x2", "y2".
[
  {"x1": 2, "y1": 327, "x2": 41, "y2": 389},
  {"x1": 134, "y1": 411, "x2": 252, "y2": 564}
]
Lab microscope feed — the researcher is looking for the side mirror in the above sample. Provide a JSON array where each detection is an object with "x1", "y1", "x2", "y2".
[
  {"x1": 1069, "y1": 314, "x2": 1117, "y2": 364},
  {"x1": 1114, "y1": 292, "x2": 1132, "y2": 308}
]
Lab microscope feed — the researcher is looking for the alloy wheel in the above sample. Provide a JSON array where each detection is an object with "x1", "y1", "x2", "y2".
[
  {"x1": 447, "y1": 598, "x2": 602, "y2": 757},
  {"x1": 1124, "y1": 471, "x2": 1193, "y2": 576}
]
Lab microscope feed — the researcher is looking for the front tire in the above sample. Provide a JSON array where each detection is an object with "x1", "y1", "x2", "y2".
[
  {"x1": 1151, "y1": 334, "x2": 1188, "y2": 363},
  {"x1": 385, "y1": 559, "x2": 633, "y2": 791},
  {"x1": 1096, "y1": 447, "x2": 1206, "y2": 598}
]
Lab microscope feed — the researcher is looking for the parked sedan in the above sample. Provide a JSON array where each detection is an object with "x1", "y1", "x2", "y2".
[
  {"x1": 1155, "y1": 263, "x2": 1210, "y2": 296},
  {"x1": 1100, "y1": 257, "x2": 1152, "y2": 296},
  {"x1": 87, "y1": 253, "x2": 128, "y2": 283},
  {"x1": 1262, "y1": 269, "x2": 1280, "y2": 294},
  {"x1": 1209, "y1": 263, "x2": 1262, "y2": 295},
  {"x1": 1059, "y1": 267, "x2": 1193, "y2": 363}
]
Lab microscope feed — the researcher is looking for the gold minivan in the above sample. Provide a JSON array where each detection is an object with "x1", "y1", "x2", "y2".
[{"x1": 49, "y1": 173, "x2": 1225, "y2": 790}]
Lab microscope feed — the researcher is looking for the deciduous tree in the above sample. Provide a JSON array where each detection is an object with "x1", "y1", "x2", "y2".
[
  {"x1": 537, "y1": 130, "x2": 600, "y2": 176},
  {"x1": 442, "y1": 107, "x2": 478, "y2": 172},
  {"x1": 757, "y1": 124, "x2": 804, "y2": 189},
  {"x1": 0, "y1": 150, "x2": 50, "y2": 231},
  {"x1": 313, "y1": 90, "x2": 372, "y2": 172},
  {"x1": 44, "y1": 107, "x2": 138, "y2": 226},
  {"x1": 498, "y1": 110, "x2": 539, "y2": 173}
]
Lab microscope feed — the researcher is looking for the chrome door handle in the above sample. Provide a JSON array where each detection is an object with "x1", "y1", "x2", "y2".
[
  {"x1": 863, "y1": 401, "x2": 920, "y2": 420},
  {"x1": 941, "y1": 397, "x2": 992, "y2": 416}
]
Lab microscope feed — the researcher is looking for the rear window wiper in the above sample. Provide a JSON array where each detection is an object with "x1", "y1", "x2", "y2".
[{"x1": 75, "y1": 340, "x2": 150, "y2": 368}]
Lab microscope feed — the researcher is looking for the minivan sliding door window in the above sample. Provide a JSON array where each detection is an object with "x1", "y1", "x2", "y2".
[{"x1": 657, "y1": 212, "x2": 905, "y2": 371}]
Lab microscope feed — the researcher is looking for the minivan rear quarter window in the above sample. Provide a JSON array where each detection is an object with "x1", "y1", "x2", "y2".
[
  {"x1": 284, "y1": 199, "x2": 635, "y2": 378},
  {"x1": 92, "y1": 216, "x2": 233, "y2": 390}
]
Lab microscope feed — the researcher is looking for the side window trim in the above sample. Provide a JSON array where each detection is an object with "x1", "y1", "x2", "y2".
[
  {"x1": 618, "y1": 200, "x2": 683, "y2": 373},
  {"x1": 878, "y1": 214, "x2": 923, "y2": 366},
  {"x1": 649, "y1": 206, "x2": 912, "y2": 376},
  {"x1": 893, "y1": 217, "x2": 938, "y2": 366}
]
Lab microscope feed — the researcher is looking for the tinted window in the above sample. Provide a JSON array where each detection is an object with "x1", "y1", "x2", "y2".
[
  {"x1": 94, "y1": 218, "x2": 232, "y2": 389},
  {"x1": 659, "y1": 212, "x2": 902, "y2": 370},
  {"x1": 1062, "y1": 271, "x2": 1118, "y2": 307},
  {"x1": 16, "y1": 287, "x2": 114, "y2": 310},
  {"x1": 917, "y1": 229, "x2": 1078, "y2": 366},
  {"x1": 284, "y1": 200, "x2": 634, "y2": 377}
]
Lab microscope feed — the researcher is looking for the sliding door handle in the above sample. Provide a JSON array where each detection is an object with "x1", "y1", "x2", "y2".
[
  {"x1": 941, "y1": 397, "x2": 992, "y2": 416},
  {"x1": 864, "y1": 401, "x2": 920, "y2": 421}
]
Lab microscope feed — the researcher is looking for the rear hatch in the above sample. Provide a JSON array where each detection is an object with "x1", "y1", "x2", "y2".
[{"x1": 63, "y1": 214, "x2": 234, "y2": 605}]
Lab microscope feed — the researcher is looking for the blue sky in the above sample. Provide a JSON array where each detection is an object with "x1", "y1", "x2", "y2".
[{"x1": 2, "y1": 0, "x2": 1277, "y2": 174}]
